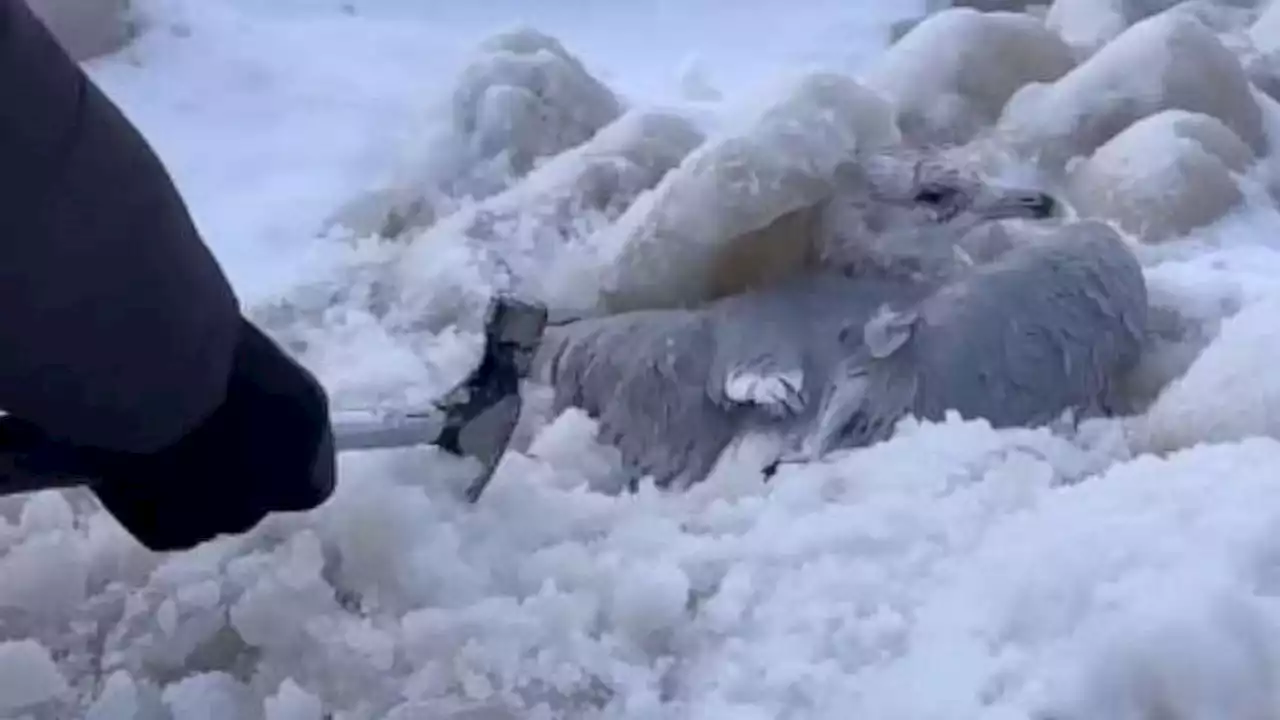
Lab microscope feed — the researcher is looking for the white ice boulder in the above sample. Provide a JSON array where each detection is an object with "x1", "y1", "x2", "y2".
[
  {"x1": 451, "y1": 27, "x2": 623, "y2": 187},
  {"x1": 393, "y1": 109, "x2": 706, "y2": 321},
  {"x1": 326, "y1": 28, "x2": 625, "y2": 240},
  {"x1": 1241, "y1": 0, "x2": 1280, "y2": 99},
  {"x1": 0, "y1": 639, "x2": 68, "y2": 714},
  {"x1": 998, "y1": 11, "x2": 1266, "y2": 171},
  {"x1": 864, "y1": 8, "x2": 1077, "y2": 146},
  {"x1": 1046, "y1": 0, "x2": 1260, "y2": 57},
  {"x1": 1251, "y1": 0, "x2": 1280, "y2": 52},
  {"x1": 1066, "y1": 110, "x2": 1254, "y2": 243},
  {"x1": 598, "y1": 72, "x2": 901, "y2": 313},
  {"x1": 1132, "y1": 294, "x2": 1280, "y2": 454}
]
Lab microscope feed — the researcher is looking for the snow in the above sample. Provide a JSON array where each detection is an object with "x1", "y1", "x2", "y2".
[
  {"x1": 13, "y1": 0, "x2": 1280, "y2": 718},
  {"x1": 0, "y1": 639, "x2": 68, "y2": 713}
]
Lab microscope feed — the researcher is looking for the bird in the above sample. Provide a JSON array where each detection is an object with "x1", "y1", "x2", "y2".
[
  {"x1": 533, "y1": 210, "x2": 1147, "y2": 492},
  {"x1": 535, "y1": 269, "x2": 928, "y2": 490}
]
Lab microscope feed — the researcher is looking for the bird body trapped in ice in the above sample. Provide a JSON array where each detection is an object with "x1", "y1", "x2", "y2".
[{"x1": 536, "y1": 218, "x2": 1148, "y2": 490}]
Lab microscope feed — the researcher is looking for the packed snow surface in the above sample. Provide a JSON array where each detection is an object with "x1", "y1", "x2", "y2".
[{"x1": 12, "y1": 0, "x2": 1280, "y2": 718}]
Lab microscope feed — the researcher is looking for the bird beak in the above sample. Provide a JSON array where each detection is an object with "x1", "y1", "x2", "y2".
[{"x1": 972, "y1": 188, "x2": 1058, "y2": 221}]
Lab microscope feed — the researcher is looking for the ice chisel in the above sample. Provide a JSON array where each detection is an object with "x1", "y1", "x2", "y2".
[{"x1": 0, "y1": 295, "x2": 550, "y2": 504}]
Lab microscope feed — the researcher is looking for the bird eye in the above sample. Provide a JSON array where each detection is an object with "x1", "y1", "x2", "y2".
[{"x1": 913, "y1": 184, "x2": 958, "y2": 206}]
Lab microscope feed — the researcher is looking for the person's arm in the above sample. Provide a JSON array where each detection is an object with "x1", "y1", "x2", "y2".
[
  {"x1": 0, "y1": 0, "x2": 335, "y2": 550},
  {"x1": 0, "y1": 0, "x2": 236, "y2": 451}
]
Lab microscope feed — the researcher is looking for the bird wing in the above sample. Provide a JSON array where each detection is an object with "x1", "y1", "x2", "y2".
[
  {"x1": 538, "y1": 308, "x2": 737, "y2": 490},
  {"x1": 705, "y1": 299, "x2": 809, "y2": 417},
  {"x1": 719, "y1": 361, "x2": 806, "y2": 417},
  {"x1": 537, "y1": 310, "x2": 688, "y2": 415},
  {"x1": 803, "y1": 317, "x2": 919, "y2": 461}
]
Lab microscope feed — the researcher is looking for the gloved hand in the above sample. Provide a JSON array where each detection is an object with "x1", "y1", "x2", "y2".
[{"x1": 86, "y1": 318, "x2": 336, "y2": 551}]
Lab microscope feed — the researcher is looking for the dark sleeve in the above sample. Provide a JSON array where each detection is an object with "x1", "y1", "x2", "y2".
[{"x1": 0, "y1": 0, "x2": 241, "y2": 453}]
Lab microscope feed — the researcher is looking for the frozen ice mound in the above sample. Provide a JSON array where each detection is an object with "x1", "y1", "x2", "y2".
[
  {"x1": 864, "y1": 8, "x2": 1077, "y2": 146},
  {"x1": 1045, "y1": 0, "x2": 1263, "y2": 57},
  {"x1": 0, "y1": 638, "x2": 69, "y2": 715},
  {"x1": 1065, "y1": 109, "x2": 1257, "y2": 243},
  {"x1": 998, "y1": 10, "x2": 1267, "y2": 171},
  {"x1": 391, "y1": 108, "x2": 707, "y2": 323},
  {"x1": 325, "y1": 26, "x2": 624, "y2": 242},
  {"x1": 1234, "y1": 0, "x2": 1280, "y2": 101},
  {"x1": 598, "y1": 71, "x2": 901, "y2": 313},
  {"x1": 449, "y1": 27, "x2": 625, "y2": 194},
  {"x1": 1131, "y1": 292, "x2": 1280, "y2": 453}
]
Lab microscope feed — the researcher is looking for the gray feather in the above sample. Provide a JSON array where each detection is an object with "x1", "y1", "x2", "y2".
[
  {"x1": 808, "y1": 219, "x2": 1148, "y2": 457},
  {"x1": 537, "y1": 270, "x2": 928, "y2": 488},
  {"x1": 540, "y1": 208, "x2": 1143, "y2": 489}
]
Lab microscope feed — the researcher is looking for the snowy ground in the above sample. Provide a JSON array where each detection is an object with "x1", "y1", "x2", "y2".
[{"x1": 11, "y1": 0, "x2": 1280, "y2": 718}]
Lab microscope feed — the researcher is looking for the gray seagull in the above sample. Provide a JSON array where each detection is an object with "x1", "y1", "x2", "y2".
[{"x1": 532, "y1": 184, "x2": 1145, "y2": 491}]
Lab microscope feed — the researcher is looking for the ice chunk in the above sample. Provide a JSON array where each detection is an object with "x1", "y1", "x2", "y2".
[
  {"x1": 86, "y1": 671, "x2": 141, "y2": 720},
  {"x1": 393, "y1": 108, "x2": 706, "y2": 320},
  {"x1": 0, "y1": 640, "x2": 67, "y2": 713},
  {"x1": 608, "y1": 561, "x2": 691, "y2": 649},
  {"x1": 17, "y1": 492, "x2": 74, "y2": 534},
  {"x1": 0, "y1": 533, "x2": 88, "y2": 617},
  {"x1": 230, "y1": 532, "x2": 341, "y2": 652},
  {"x1": 327, "y1": 27, "x2": 624, "y2": 240},
  {"x1": 999, "y1": 11, "x2": 1266, "y2": 170},
  {"x1": 451, "y1": 27, "x2": 623, "y2": 188},
  {"x1": 1133, "y1": 293, "x2": 1280, "y2": 453},
  {"x1": 1048, "y1": 0, "x2": 1260, "y2": 57},
  {"x1": 1251, "y1": 0, "x2": 1280, "y2": 54},
  {"x1": 163, "y1": 672, "x2": 256, "y2": 720},
  {"x1": 600, "y1": 71, "x2": 900, "y2": 312},
  {"x1": 864, "y1": 8, "x2": 1076, "y2": 145},
  {"x1": 1066, "y1": 110, "x2": 1254, "y2": 243},
  {"x1": 263, "y1": 679, "x2": 324, "y2": 720}
]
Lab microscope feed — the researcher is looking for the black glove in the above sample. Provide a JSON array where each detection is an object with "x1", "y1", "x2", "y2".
[{"x1": 83, "y1": 318, "x2": 336, "y2": 551}]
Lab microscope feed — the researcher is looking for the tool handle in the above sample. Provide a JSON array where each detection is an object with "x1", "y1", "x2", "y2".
[{"x1": 330, "y1": 409, "x2": 445, "y2": 452}]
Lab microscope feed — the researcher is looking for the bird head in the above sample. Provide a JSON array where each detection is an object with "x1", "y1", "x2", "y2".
[
  {"x1": 822, "y1": 150, "x2": 1061, "y2": 281},
  {"x1": 840, "y1": 149, "x2": 1060, "y2": 227},
  {"x1": 910, "y1": 179, "x2": 1058, "y2": 225}
]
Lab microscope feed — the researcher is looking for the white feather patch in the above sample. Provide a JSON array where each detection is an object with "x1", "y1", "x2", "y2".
[
  {"x1": 723, "y1": 367, "x2": 806, "y2": 416},
  {"x1": 863, "y1": 305, "x2": 918, "y2": 359}
]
